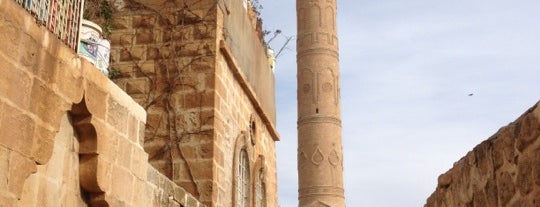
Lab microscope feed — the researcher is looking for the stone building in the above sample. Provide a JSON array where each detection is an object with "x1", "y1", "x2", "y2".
[
  {"x1": 0, "y1": 0, "x2": 278, "y2": 206},
  {"x1": 106, "y1": 0, "x2": 279, "y2": 206}
]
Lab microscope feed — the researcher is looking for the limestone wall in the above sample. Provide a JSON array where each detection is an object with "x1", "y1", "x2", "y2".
[
  {"x1": 213, "y1": 32, "x2": 279, "y2": 207},
  {"x1": 425, "y1": 102, "x2": 540, "y2": 207},
  {"x1": 107, "y1": 1, "x2": 219, "y2": 205},
  {"x1": 104, "y1": 1, "x2": 279, "y2": 206},
  {"x1": 219, "y1": 0, "x2": 277, "y2": 126},
  {"x1": 0, "y1": 0, "x2": 203, "y2": 206}
]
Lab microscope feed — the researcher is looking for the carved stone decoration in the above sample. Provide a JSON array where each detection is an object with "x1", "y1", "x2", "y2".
[
  {"x1": 325, "y1": 6, "x2": 335, "y2": 29},
  {"x1": 300, "y1": 200, "x2": 333, "y2": 207},
  {"x1": 299, "y1": 149, "x2": 309, "y2": 170},
  {"x1": 298, "y1": 8, "x2": 306, "y2": 29},
  {"x1": 311, "y1": 147, "x2": 325, "y2": 166},
  {"x1": 308, "y1": 67, "x2": 338, "y2": 106},
  {"x1": 299, "y1": 68, "x2": 317, "y2": 104},
  {"x1": 306, "y1": 3, "x2": 322, "y2": 28},
  {"x1": 303, "y1": 83, "x2": 312, "y2": 93},
  {"x1": 297, "y1": 0, "x2": 345, "y2": 205},
  {"x1": 322, "y1": 82, "x2": 332, "y2": 93},
  {"x1": 328, "y1": 149, "x2": 340, "y2": 167}
]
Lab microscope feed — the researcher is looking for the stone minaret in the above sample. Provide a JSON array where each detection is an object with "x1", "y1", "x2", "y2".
[{"x1": 296, "y1": 0, "x2": 345, "y2": 206}]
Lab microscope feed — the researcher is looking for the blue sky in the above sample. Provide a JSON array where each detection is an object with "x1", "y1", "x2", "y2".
[{"x1": 260, "y1": 0, "x2": 540, "y2": 206}]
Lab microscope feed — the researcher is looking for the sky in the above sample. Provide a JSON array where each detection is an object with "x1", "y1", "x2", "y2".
[{"x1": 259, "y1": 0, "x2": 540, "y2": 206}]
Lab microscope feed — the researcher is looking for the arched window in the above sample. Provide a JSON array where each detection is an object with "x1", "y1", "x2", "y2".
[
  {"x1": 255, "y1": 169, "x2": 266, "y2": 207},
  {"x1": 236, "y1": 149, "x2": 250, "y2": 207}
]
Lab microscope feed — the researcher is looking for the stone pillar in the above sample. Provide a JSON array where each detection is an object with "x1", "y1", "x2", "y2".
[{"x1": 296, "y1": 0, "x2": 345, "y2": 206}]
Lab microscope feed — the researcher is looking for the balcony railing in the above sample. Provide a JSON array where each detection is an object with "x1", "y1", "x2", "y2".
[{"x1": 14, "y1": 0, "x2": 84, "y2": 50}]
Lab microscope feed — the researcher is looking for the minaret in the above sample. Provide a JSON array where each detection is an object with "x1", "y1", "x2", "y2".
[{"x1": 296, "y1": 0, "x2": 345, "y2": 206}]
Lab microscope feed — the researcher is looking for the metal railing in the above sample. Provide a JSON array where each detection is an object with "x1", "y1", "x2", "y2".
[{"x1": 14, "y1": 0, "x2": 84, "y2": 50}]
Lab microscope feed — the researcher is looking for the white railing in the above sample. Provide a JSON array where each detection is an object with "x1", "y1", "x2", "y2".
[{"x1": 14, "y1": 0, "x2": 84, "y2": 50}]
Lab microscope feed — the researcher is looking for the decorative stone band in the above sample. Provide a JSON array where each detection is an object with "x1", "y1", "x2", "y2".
[
  {"x1": 298, "y1": 115, "x2": 341, "y2": 127},
  {"x1": 299, "y1": 186, "x2": 345, "y2": 199},
  {"x1": 297, "y1": 48, "x2": 340, "y2": 59},
  {"x1": 297, "y1": 32, "x2": 339, "y2": 49}
]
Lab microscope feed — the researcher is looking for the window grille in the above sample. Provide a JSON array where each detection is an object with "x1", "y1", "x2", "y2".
[
  {"x1": 13, "y1": 0, "x2": 84, "y2": 50},
  {"x1": 237, "y1": 149, "x2": 250, "y2": 207}
]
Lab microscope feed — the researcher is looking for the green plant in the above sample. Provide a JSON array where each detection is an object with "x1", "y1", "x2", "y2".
[
  {"x1": 108, "y1": 67, "x2": 121, "y2": 79},
  {"x1": 83, "y1": 0, "x2": 114, "y2": 37}
]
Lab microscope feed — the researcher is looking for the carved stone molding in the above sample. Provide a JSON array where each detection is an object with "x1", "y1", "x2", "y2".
[
  {"x1": 297, "y1": 48, "x2": 339, "y2": 59},
  {"x1": 328, "y1": 149, "x2": 340, "y2": 167},
  {"x1": 297, "y1": 32, "x2": 338, "y2": 51},
  {"x1": 299, "y1": 68, "x2": 317, "y2": 104},
  {"x1": 297, "y1": 2, "x2": 336, "y2": 30},
  {"x1": 299, "y1": 186, "x2": 345, "y2": 198},
  {"x1": 298, "y1": 67, "x2": 339, "y2": 108},
  {"x1": 300, "y1": 200, "x2": 333, "y2": 207},
  {"x1": 297, "y1": 115, "x2": 341, "y2": 127},
  {"x1": 298, "y1": 149, "x2": 310, "y2": 171},
  {"x1": 311, "y1": 147, "x2": 325, "y2": 166},
  {"x1": 299, "y1": 146, "x2": 342, "y2": 169}
]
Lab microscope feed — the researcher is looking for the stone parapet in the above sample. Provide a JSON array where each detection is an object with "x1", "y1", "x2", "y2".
[
  {"x1": 147, "y1": 166, "x2": 204, "y2": 207},
  {"x1": 219, "y1": 0, "x2": 277, "y2": 126}
]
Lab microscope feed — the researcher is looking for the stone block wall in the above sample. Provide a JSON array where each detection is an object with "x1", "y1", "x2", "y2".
[
  {"x1": 0, "y1": 0, "x2": 204, "y2": 206},
  {"x1": 107, "y1": 2, "x2": 219, "y2": 205},
  {"x1": 425, "y1": 102, "x2": 540, "y2": 207},
  {"x1": 213, "y1": 39, "x2": 279, "y2": 206},
  {"x1": 103, "y1": 0, "x2": 280, "y2": 206}
]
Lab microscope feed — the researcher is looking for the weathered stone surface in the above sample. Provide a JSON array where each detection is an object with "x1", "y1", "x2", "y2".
[
  {"x1": 0, "y1": 63, "x2": 32, "y2": 110},
  {"x1": 127, "y1": 115, "x2": 141, "y2": 143},
  {"x1": 0, "y1": 104, "x2": 35, "y2": 156},
  {"x1": 136, "y1": 29, "x2": 155, "y2": 44},
  {"x1": 133, "y1": 15, "x2": 157, "y2": 29},
  {"x1": 110, "y1": 32, "x2": 135, "y2": 46},
  {"x1": 30, "y1": 79, "x2": 69, "y2": 125},
  {"x1": 116, "y1": 138, "x2": 134, "y2": 169},
  {"x1": 1, "y1": 0, "x2": 281, "y2": 206},
  {"x1": 425, "y1": 102, "x2": 540, "y2": 207},
  {"x1": 112, "y1": 165, "x2": 134, "y2": 203},
  {"x1": 8, "y1": 152, "x2": 37, "y2": 198},
  {"x1": 516, "y1": 113, "x2": 540, "y2": 152},
  {"x1": 54, "y1": 59, "x2": 84, "y2": 102},
  {"x1": 517, "y1": 157, "x2": 533, "y2": 195},
  {"x1": 107, "y1": 98, "x2": 129, "y2": 133},
  {"x1": 131, "y1": 147, "x2": 149, "y2": 179},
  {"x1": 84, "y1": 81, "x2": 109, "y2": 120},
  {"x1": 113, "y1": 16, "x2": 132, "y2": 29},
  {"x1": 30, "y1": 125, "x2": 56, "y2": 165},
  {"x1": 0, "y1": 1, "x2": 209, "y2": 207},
  {"x1": 0, "y1": 146, "x2": 10, "y2": 189}
]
